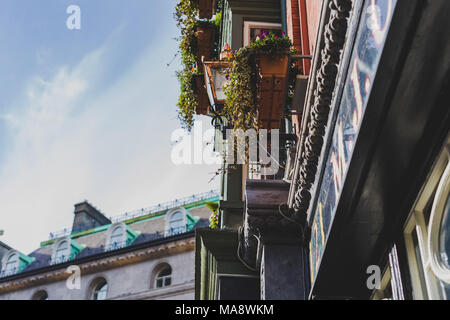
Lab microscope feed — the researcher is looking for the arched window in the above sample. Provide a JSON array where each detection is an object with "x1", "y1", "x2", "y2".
[
  {"x1": 169, "y1": 211, "x2": 185, "y2": 235},
  {"x1": 155, "y1": 265, "x2": 172, "y2": 288},
  {"x1": 32, "y1": 290, "x2": 48, "y2": 300},
  {"x1": 92, "y1": 279, "x2": 108, "y2": 300},
  {"x1": 4, "y1": 253, "x2": 19, "y2": 275},
  {"x1": 54, "y1": 240, "x2": 69, "y2": 263},
  {"x1": 110, "y1": 226, "x2": 124, "y2": 249}
]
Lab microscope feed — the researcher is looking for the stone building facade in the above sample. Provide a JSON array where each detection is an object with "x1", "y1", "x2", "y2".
[{"x1": 0, "y1": 191, "x2": 217, "y2": 300}]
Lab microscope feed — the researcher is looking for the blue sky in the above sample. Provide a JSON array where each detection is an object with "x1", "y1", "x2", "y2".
[{"x1": 0, "y1": 0, "x2": 220, "y2": 253}]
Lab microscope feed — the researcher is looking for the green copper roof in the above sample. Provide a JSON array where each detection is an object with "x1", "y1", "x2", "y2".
[{"x1": 40, "y1": 196, "x2": 219, "y2": 248}]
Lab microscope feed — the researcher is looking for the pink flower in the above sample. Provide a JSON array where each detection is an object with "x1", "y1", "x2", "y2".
[{"x1": 260, "y1": 29, "x2": 266, "y2": 38}]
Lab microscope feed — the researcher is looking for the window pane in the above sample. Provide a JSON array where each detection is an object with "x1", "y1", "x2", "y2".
[
  {"x1": 55, "y1": 241, "x2": 69, "y2": 261},
  {"x1": 159, "y1": 267, "x2": 171, "y2": 277},
  {"x1": 155, "y1": 266, "x2": 172, "y2": 288},
  {"x1": 171, "y1": 212, "x2": 182, "y2": 221},
  {"x1": 5, "y1": 253, "x2": 18, "y2": 273},
  {"x1": 169, "y1": 212, "x2": 185, "y2": 232},
  {"x1": 93, "y1": 282, "x2": 107, "y2": 300}
]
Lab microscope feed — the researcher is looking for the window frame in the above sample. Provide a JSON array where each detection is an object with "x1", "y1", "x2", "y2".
[
  {"x1": 54, "y1": 240, "x2": 70, "y2": 263},
  {"x1": 105, "y1": 223, "x2": 128, "y2": 251},
  {"x1": 428, "y1": 160, "x2": 450, "y2": 283},
  {"x1": 32, "y1": 290, "x2": 49, "y2": 300},
  {"x1": 91, "y1": 278, "x2": 108, "y2": 300},
  {"x1": 3, "y1": 252, "x2": 19, "y2": 276},
  {"x1": 155, "y1": 265, "x2": 172, "y2": 289},
  {"x1": 242, "y1": 20, "x2": 282, "y2": 46},
  {"x1": 110, "y1": 225, "x2": 125, "y2": 249},
  {"x1": 403, "y1": 135, "x2": 450, "y2": 299},
  {"x1": 165, "y1": 208, "x2": 187, "y2": 236}
]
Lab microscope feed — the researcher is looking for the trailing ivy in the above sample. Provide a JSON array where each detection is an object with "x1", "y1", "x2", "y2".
[
  {"x1": 174, "y1": 0, "x2": 219, "y2": 130},
  {"x1": 222, "y1": 32, "x2": 293, "y2": 130},
  {"x1": 175, "y1": 0, "x2": 200, "y2": 130}
]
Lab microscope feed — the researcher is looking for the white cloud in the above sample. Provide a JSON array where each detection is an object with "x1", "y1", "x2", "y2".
[{"x1": 0, "y1": 36, "x2": 220, "y2": 254}]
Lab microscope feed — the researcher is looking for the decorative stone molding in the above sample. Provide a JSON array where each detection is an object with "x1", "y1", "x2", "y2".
[
  {"x1": 241, "y1": 180, "x2": 306, "y2": 269},
  {"x1": 291, "y1": 0, "x2": 353, "y2": 219},
  {"x1": 0, "y1": 237, "x2": 195, "y2": 294}
]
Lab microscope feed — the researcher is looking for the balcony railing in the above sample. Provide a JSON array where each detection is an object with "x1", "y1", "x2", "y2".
[
  {"x1": 50, "y1": 252, "x2": 78, "y2": 266},
  {"x1": 0, "y1": 268, "x2": 18, "y2": 278},
  {"x1": 48, "y1": 190, "x2": 219, "y2": 240},
  {"x1": 0, "y1": 265, "x2": 29, "y2": 279}
]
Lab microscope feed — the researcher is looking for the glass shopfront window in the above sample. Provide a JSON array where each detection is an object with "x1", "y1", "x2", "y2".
[{"x1": 309, "y1": 0, "x2": 397, "y2": 283}]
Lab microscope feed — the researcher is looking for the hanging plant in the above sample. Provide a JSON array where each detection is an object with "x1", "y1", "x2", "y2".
[
  {"x1": 222, "y1": 32, "x2": 294, "y2": 130},
  {"x1": 175, "y1": 0, "x2": 199, "y2": 130},
  {"x1": 174, "y1": 0, "x2": 219, "y2": 130}
]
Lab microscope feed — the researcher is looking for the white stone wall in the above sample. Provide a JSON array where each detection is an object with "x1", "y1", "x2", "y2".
[{"x1": 0, "y1": 249, "x2": 195, "y2": 300}]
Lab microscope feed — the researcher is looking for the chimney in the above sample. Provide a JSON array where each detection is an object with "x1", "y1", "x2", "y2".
[{"x1": 72, "y1": 201, "x2": 111, "y2": 233}]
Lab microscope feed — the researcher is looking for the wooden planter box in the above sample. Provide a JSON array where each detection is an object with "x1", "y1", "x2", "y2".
[
  {"x1": 257, "y1": 54, "x2": 290, "y2": 129},
  {"x1": 197, "y1": 0, "x2": 215, "y2": 19},
  {"x1": 196, "y1": 24, "x2": 214, "y2": 67},
  {"x1": 195, "y1": 75, "x2": 210, "y2": 115}
]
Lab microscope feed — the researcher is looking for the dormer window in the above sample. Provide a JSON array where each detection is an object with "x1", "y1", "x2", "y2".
[
  {"x1": 1, "y1": 250, "x2": 35, "y2": 277},
  {"x1": 4, "y1": 253, "x2": 19, "y2": 276},
  {"x1": 105, "y1": 223, "x2": 139, "y2": 251},
  {"x1": 55, "y1": 240, "x2": 69, "y2": 264},
  {"x1": 110, "y1": 226, "x2": 124, "y2": 250},
  {"x1": 51, "y1": 237, "x2": 83, "y2": 265},
  {"x1": 165, "y1": 208, "x2": 187, "y2": 236}
]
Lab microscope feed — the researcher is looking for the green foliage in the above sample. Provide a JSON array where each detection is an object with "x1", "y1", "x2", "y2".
[
  {"x1": 174, "y1": 1, "x2": 220, "y2": 130},
  {"x1": 212, "y1": 11, "x2": 222, "y2": 27},
  {"x1": 175, "y1": 0, "x2": 200, "y2": 130},
  {"x1": 222, "y1": 32, "x2": 293, "y2": 130},
  {"x1": 206, "y1": 202, "x2": 219, "y2": 229}
]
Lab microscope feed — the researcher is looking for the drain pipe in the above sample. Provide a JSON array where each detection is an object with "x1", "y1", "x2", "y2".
[{"x1": 281, "y1": 0, "x2": 287, "y2": 34}]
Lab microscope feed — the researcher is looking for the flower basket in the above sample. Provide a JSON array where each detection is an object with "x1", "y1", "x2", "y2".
[
  {"x1": 195, "y1": 75, "x2": 210, "y2": 115},
  {"x1": 197, "y1": 0, "x2": 215, "y2": 19},
  {"x1": 257, "y1": 54, "x2": 290, "y2": 129}
]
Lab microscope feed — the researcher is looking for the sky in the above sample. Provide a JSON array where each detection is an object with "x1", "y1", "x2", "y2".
[{"x1": 0, "y1": 0, "x2": 221, "y2": 254}]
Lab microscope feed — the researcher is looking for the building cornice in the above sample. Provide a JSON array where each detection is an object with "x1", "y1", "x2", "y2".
[
  {"x1": 289, "y1": 0, "x2": 353, "y2": 220},
  {"x1": 0, "y1": 236, "x2": 195, "y2": 294}
]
